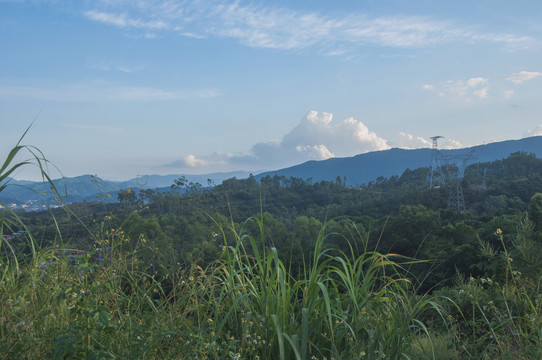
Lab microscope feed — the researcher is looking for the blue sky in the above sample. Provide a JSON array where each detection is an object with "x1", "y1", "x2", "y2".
[{"x1": 1, "y1": 0, "x2": 542, "y2": 180}]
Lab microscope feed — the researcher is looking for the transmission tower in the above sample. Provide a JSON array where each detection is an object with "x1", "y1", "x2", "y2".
[
  {"x1": 442, "y1": 150, "x2": 475, "y2": 213},
  {"x1": 427, "y1": 136, "x2": 445, "y2": 188},
  {"x1": 136, "y1": 174, "x2": 148, "y2": 189}
]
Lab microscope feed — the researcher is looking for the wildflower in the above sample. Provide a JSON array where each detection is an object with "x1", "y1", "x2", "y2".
[
  {"x1": 188, "y1": 276, "x2": 194, "y2": 281},
  {"x1": 361, "y1": 351, "x2": 366, "y2": 357},
  {"x1": 496, "y1": 228, "x2": 503, "y2": 235}
]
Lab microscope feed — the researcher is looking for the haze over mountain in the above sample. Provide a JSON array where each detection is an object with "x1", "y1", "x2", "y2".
[{"x1": 1, "y1": 136, "x2": 541, "y2": 208}]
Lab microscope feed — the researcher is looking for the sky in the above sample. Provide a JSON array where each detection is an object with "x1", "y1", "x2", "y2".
[{"x1": 1, "y1": 0, "x2": 542, "y2": 181}]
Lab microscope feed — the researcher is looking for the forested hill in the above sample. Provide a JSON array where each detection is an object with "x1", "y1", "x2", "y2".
[
  {"x1": 256, "y1": 136, "x2": 542, "y2": 186},
  {"x1": 20, "y1": 150, "x2": 542, "y2": 294}
]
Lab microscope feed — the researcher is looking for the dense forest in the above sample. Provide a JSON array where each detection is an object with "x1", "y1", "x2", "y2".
[
  {"x1": 2, "y1": 151, "x2": 542, "y2": 359},
  {"x1": 18, "y1": 151, "x2": 542, "y2": 289}
]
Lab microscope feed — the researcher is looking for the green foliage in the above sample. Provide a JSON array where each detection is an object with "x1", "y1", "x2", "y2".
[{"x1": 3, "y1": 136, "x2": 542, "y2": 359}]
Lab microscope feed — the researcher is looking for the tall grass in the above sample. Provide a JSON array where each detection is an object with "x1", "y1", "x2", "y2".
[{"x1": 1, "y1": 206, "x2": 450, "y2": 359}]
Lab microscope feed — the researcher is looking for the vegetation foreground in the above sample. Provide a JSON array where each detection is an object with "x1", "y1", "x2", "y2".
[{"x1": 1, "y1": 138, "x2": 541, "y2": 359}]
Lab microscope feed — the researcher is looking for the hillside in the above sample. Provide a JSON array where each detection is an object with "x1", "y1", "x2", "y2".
[{"x1": 256, "y1": 136, "x2": 542, "y2": 185}]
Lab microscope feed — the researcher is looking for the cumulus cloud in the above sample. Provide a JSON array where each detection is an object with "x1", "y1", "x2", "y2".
[
  {"x1": 167, "y1": 111, "x2": 390, "y2": 171},
  {"x1": 166, "y1": 111, "x2": 472, "y2": 172},
  {"x1": 527, "y1": 125, "x2": 542, "y2": 136},
  {"x1": 505, "y1": 71, "x2": 542, "y2": 84},
  {"x1": 395, "y1": 132, "x2": 463, "y2": 150},
  {"x1": 396, "y1": 132, "x2": 432, "y2": 149},
  {"x1": 441, "y1": 139, "x2": 464, "y2": 149},
  {"x1": 182, "y1": 154, "x2": 209, "y2": 168}
]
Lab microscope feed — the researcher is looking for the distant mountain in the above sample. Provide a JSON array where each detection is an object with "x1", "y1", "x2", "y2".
[
  {"x1": 124, "y1": 171, "x2": 254, "y2": 188},
  {"x1": 2, "y1": 137, "x2": 541, "y2": 209},
  {"x1": 255, "y1": 136, "x2": 542, "y2": 186},
  {"x1": 0, "y1": 171, "x2": 252, "y2": 209}
]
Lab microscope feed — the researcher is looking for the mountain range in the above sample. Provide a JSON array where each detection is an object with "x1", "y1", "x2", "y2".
[
  {"x1": 1, "y1": 136, "x2": 541, "y2": 208},
  {"x1": 256, "y1": 136, "x2": 542, "y2": 186}
]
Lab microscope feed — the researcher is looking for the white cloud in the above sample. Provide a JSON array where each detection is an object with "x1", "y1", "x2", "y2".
[
  {"x1": 182, "y1": 154, "x2": 209, "y2": 168},
  {"x1": 87, "y1": 59, "x2": 144, "y2": 73},
  {"x1": 166, "y1": 111, "x2": 472, "y2": 172},
  {"x1": 527, "y1": 125, "x2": 542, "y2": 136},
  {"x1": 427, "y1": 77, "x2": 490, "y2": 101},
  {"x1": 167, "y1": 111, "x2": 390, "y2": 171},
  {"x1": 441, "y1": 139, "x2": 464, "y2": 149},
  {"x1": 84, "y1": 10, "x2": 168, "y2": 30},
  {"x1": 82, "y1": 1, "x2": 536, "y2": 52},
  {"x1": 422, "y1": 84, "x2": 435, "y2": 91},
  {"x1": 395, "y1": 132, "x2": 463, "y2": 150},
  {"x1": 467, "y1": 77, "x2": 487, "y2": 88},
  {"x1": 502, "y1": 90, "x2": 514, "y2": 99},
  {"x1": 505, "y1": 71, "x2": 542, "y2": 84},
  {"x1": 396, "y1": 132, "x2": 432, "y2": 149},
  {"x1": 473, "y1": 87, "x2": 489, "y2": 99}
]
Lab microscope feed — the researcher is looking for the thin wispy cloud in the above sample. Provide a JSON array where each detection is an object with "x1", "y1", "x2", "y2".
[
  {"x1": 58, "y1": 122, "x2": 125, "y2": 134},
  {"x1": 87, "y1": 59, "x2": 145, "y2": 73},
  {"x1": 0, "y1": 83, "x2": 219, "y2": 102},
  {"x1": 82, "y1": 1, "x2": 536, "y2": 52},
  {"x1": 84, "y1": 10, "x2": 169, "y2": 30},
  {"x1": 423, "y1": 77, "x2": 490, "y2": 101}
]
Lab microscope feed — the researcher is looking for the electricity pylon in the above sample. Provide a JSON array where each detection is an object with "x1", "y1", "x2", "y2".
[
  {"x1": 427, "y1": 136, "x2": 445, "y2": 188},
  {"x1": 442, "y1": 150, "x2": 475, "y2": 213}
]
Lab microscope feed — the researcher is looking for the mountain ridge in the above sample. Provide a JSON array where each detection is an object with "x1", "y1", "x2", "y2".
[
  {"x1": 255, "y1": 136, "x2": 542, "y2": 186},
  {"x1": 2, "y1": 136, "x2": 541, "y2": 208}
]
